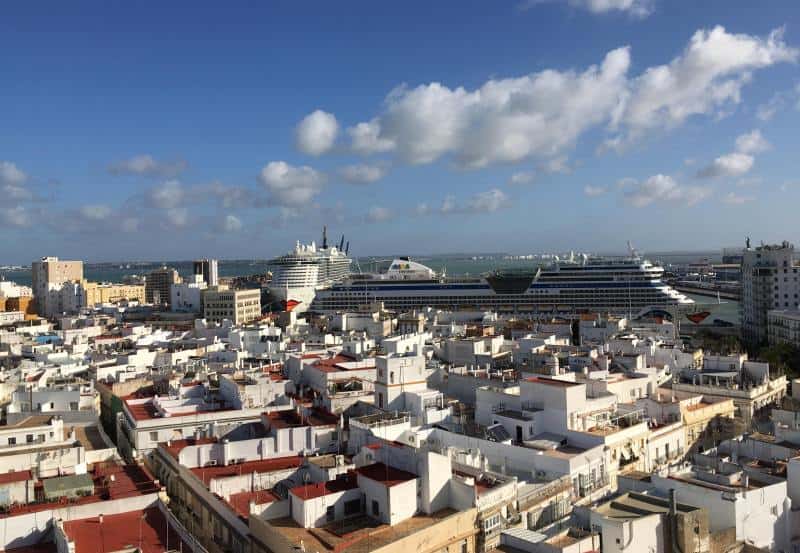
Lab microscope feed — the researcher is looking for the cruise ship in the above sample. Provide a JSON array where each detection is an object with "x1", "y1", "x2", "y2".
[
  {"x1": 267, "y1": 227, "x2": 352, "y2": 312},
  {"x1": 311, "y1": 255, "x2": 694, "y2": 315}
]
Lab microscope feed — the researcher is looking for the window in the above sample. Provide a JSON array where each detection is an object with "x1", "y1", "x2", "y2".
[
  {"x1": 372, "y1": 500, "x2": 379, "y2": 516},
  {"x1": 7, "y1": 437, "x2": 16, "y2": 446},
  {"x1": 344, "y1": 498, "x2": 361, "y2": 516},
  {"x1": 149, "y1": 431, "x2": 159, "y2": 442},
  {"x1": 326, "y1": 506, "x2": 335, "y2": 522},
  {"x1": 26, "y1": 434, "x2": 33, "y2": 443}
]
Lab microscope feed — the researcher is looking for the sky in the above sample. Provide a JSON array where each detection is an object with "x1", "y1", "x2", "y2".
[{"x1": 2, "y1": 1, "x2": 800, "y2": 264}]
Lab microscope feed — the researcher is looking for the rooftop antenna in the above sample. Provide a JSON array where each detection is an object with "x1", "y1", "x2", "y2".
[{"x1": 322, "y1": 226, "x2": 328, "y2": 249}]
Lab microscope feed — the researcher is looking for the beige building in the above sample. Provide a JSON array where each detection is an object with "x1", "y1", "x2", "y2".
[
  {"x1": 31, "y1": 257, "x2": 84, "y2": 318},
  {"x1": 203, "y1": 286, "x2": 261, "y2": 325},
  {"x1": 82, "y1": 281, "x2": 146, "y2": 306},
  {"x1": 145, "y1": 266, "x2": 181, "y2": 307}
]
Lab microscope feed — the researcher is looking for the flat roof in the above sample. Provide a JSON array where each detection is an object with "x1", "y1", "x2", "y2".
[
  {"x1": 524, "y1": 377, "x2": 580, "y2": 387},
  {"x1": 596, "y1": 492, "x2": 700, "y2": 521},
  {"x1": 227, "y1": 489, "x2": 280, "y2": 521},
  {"x1": 268, "y1": 508, "x2": 459, "y2": 553},
  {"x1": 290, "y1": 473, "x2": 358, "y2": 500},
  {"x1": 356, "y1": 462, "x2": 417, "y2": 487},
  {"x1": 1, "y1": 415, "x2": 53, "y2": 429},
  {"x1": 161, "y1": 437, "x2": 217, "y2": 460},
  {"x1": 265, "y1": 408, "x2": 338, "y2": 429},
  {"x1": 64, "y1": 506, "x2": 191, "y2": 553},
  {"x1": 190, "y1": 456, "x2": 304, "y2": 487}
]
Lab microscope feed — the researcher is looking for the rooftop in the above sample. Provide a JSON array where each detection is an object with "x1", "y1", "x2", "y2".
[
  {"x1": 290, "y1": 473, "x2": 359, "y2": 500},
  {"x1": 227, "y1": 489, "x2": 280, "y2": 521},
  {"x1": 190, "y1": 455, "x2": 304, "y2": 487},
  {"x1": 63, "y1": 506, "x2": 191, "y2": 553},
  {"x1": 355, "y1": 462, "x2": 417, "y2": 487},
  {"x1": 595, "y1": 491, "x2": 701, "y2": 521},
  {"x1": 267, "y1": 508, "x2": 459, "y2": 553},
  {"x1": 265, "y1": 408, "x2": 338, "y2": 429},
  {"x1": 524, "y1": 377, "x2": 580, "y2": 387}
]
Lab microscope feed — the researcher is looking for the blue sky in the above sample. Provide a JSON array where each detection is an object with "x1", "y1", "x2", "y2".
[{"x1": 2, "y1": 1, "x2": 800, "y2": 263}]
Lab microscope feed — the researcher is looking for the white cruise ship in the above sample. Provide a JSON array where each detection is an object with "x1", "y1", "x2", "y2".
[
  {"x1": 311, "y1": 254, "x2": 694, "y2": 315},
  {"x1": 267, "y1": 227, "x2": 352, "y2": 312}
]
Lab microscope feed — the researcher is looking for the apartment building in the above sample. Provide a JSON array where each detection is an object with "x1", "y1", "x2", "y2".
[
  {"x1": 31, "y1": 256, "x2": 84, "y2": 318},
  {"x1": 204, "y1": 286, "x2": 262, "y2": 325}
]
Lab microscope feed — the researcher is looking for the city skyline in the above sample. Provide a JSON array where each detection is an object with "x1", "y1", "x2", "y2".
[{"x1": 3, "y1": 1, "x2": 800, "y2": 263}]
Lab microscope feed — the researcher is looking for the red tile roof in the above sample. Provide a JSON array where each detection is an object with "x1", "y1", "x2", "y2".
[
  {"x1": 355, "y1": 463, "x2": 417, "y2": 487},
  {"x1": 64, "y1": 506, "x2": 190, "y2": 553},
  {"x1": 190, "y1": 456, "x2": 304, "y2": 487},
  {"x1": 0, "y1": 470, "x2": 32, "y2": 485},
  {"x1": 161, "y1": 437, "x2": 217, "y2": 460},
  {"x1": 227, "y1": 489, "x2": 280, "y2": 520},
  {"x1": 290, "y1": 473, "x2": 358, "y2": 500}
]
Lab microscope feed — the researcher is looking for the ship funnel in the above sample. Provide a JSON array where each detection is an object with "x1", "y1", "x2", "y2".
[
  {"x1": 345, "y1": 241, "x2": 350, "y2": 255},
  {"x1": 322, "y1": 226, "x2": 328, "y2": 249},
  {"x1": 339, "y1": 235, "x2": 345, "y2": 251}
]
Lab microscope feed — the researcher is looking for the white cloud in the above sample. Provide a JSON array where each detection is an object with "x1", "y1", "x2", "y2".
[
  {"x1": 222, "y1": 214, "x2": 243, "y2": 232},
  {"x1": 0, "y1": 161, "x2": 27, "y2": 186},
  {"x1": 617, "y1": 26, "x2": 797, "y2": 139},
  {"x1": 697, "y1": 152, "x2": 754, "y2": 178},
  {"x1": 519, "y1": 0, "x2": 653, "y2": 17},
  {"x1": 623, "y1": 174, "x2": 711, "y2": 207},
  {"x1": 0, "y1": 206, "x2": 30, "y2": 227},
  {"x1": 332, "y1": 26, "x2": 793, "y2": 168},
  {"x1": 697, "y1": 130, "x2": 767, "y2": 178},
  {"x1": 584, "y1": 185, "x2": 608, "y2": 197},
  {"x1": 258, "y1": 161, "x2": 326, "y2": 207},
  {"x1": 756, "y1": 84, "x2": 800, "y2": 121},
  {"x1": 542, "y1": 156, "x2": 571, "y2": 174},
  {"x1": 509, "y1": 171, "x2": 536, "y2": 185},
  {"x1": 366, "y1": 206, "x2": 393, "y2": 222},
  {"x1": 165, "y1": 208, "x2": 188, "y2": 228},
  {"x1": 734, "y1": 129, "x2": 770, "y2": 154},
  {"x1": 347, "y1": 46, "x2": 631, "y2": 168},
  {"x1": 723, "y1": 192, "x2": 754, "y2": 205},
  {"x1": 339, "y1": 163, "x2": 387, "y2": 185},
  {"x1": 148, "y1": 179, "x2": 185, "y2": 209},
  {"x1": 108, "y1": 154, "x2": 186, "y2": 178},
  {"x1": 79, "y1": 204, "x2": 112, "y2": 220},
  {"x1": 295, "y1": 110, "x2": 339, "y2": 156},
  {"x1": 467, "y1": 188, "x2": 510, "y2": 213},
  {"x1": 347, "y1": 119, "x2": 396, "y2": 155}
]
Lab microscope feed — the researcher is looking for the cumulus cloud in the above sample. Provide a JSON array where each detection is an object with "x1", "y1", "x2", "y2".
[
  {"x1": 0, "y1": 161, "x2": 27, "y2": 186},
  {"x1": 734, "y1": 129, "x2": 770, "y2": 154},
  {"x1": 295, "y1": 110, "x2": 339, "y2": 156},
  {"x1": 723, "y1": 192, "x2": 754, "y2": 205},
  {"x1": 697, "y1": 152, "x2": 754, "y2": 179},
  {"x1": 222, "y1": 214, "x2": 243, "y2": 232},
  {"x1": 346, "y1": 46, "x2": 631, "y2": 168},
  {"x1": 108, "y1": 154, "x2": 187, "y2": 178},
  {"x1": 541, "y1": 156, "x2": 572, "y2": 175},
  {"x1": 366, "y1": 206, "x2": 393, "y2": 223},
  {"x1": 0, "y1": 206, "x2": 31, "y2": 228},
  {"x1": 79, "y1": 204, "x2": 113, "y2": 220},
  {"x1": 617, "y1": 26, "x2": 797, "y2": 140},
  {"x1": 339, "y1": 163, "x2": 388, "y2": 185},
  {"x1": 323, "y1": 26, "x2": 793, "y2": 169},
  {"x1": 508, "y1": 171, "x2": 536, "y2": 185},
  {"x1": 165, "y1": 208, "x2": 189, "y2": 228},
  {"x1": 347, "y1": 119, "x2": 396, "y2": 155},
  {"x1": 258, "y1": 161, "x2": 326, "y2": 207},
  {"x1": 584, "y1": 185, "x2": 608, "y2": 197},
  {"x1": 147, "y1": 179, "x2": 185, "y2": 209},
  {"x1": 467, "y1": 188, "x2": 511, "y2": 213},
  {"x1": 697, "y1": 130, "x2": 768, "y2": 178},
  {"x1": 623, "y1": 174, "x2": 711, "y2": 207},
  {"x1": 756, "y1": 84, "x2": 800, "y2": 121},
  {"x1": 519, "y1": 0, "x2": 653, "y2": 17}
]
